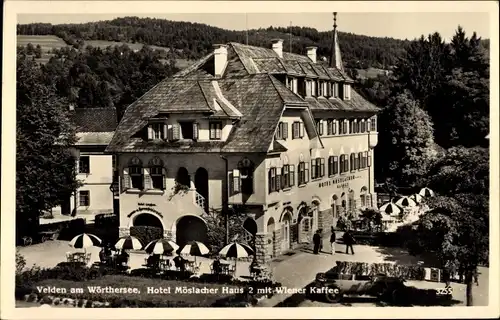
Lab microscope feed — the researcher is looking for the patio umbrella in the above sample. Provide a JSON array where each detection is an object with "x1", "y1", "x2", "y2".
[
  {"x1": 144, "y1": 238, "x2": 179, "y2": 255},
  {"x1": 218, "y1": 242, "x2": 255, "y2": 275},
  {"x1": 178, "y1": 241, "x2": 210, "y2": 263},
  {"x1": 409, "y1": 193, "x2": 424, "y2": 204},
  {"x1": 69, "y1": 233, "x2": 102, "y2": 252},
  {"x1": 418, "y1": 187, "x2": 435, "y2": 198},
  {"x1": 378, "y1": 202, "x2": 402, "y2": 216},
  {"x1": 114, "y1": 236, "x2": 143, "y2": 251},
  {"x1": 395, "y1": 196, "x2": 417, "y2": 208}
]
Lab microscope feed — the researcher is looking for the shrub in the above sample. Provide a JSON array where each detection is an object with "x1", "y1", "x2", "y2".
[
  {"x1": 16, "y1": 251, "x2": 27, "y2": 274},
  {"x1": 130, "y1": 226, "x2": 163, "y2": 246},
  {"x1": 333, "y1": 260, "x2": 426, "y2": 280}
]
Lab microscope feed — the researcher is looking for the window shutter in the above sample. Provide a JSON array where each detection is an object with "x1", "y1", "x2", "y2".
[
  {"x1": 147, "y1": 126, "x2": 153, "y2": 140},
  {"x1": 276, "y1": 167, "x2": 281, "y2": 190},
  {"x1": 350, "y1": 154, "x2": 354, "y2": 171},
  {"x1": 282, "y1": 122, "x2": 288, "y2": 139},
  {"x1": 368, "y1": 152, "x2": 372, "y2": 167},
  {"x1": 172, "y1": 123, "x2": 180, "y2": 140},
  {"x1": 275, "y1": 123, "x2": 282, "y2": 140},
  {"x1": 193, "y1": 122, "x2": 199, "y2": 140},
  {"x1": 162, "y1": 168, "x2": 167, "y2": 190},
  {"x1": 311, "y1": 159, "x2": 317, "y2": 179},
  {"x1": 233, "y1": 169, "x2": 241, "y2": 193},
  {"x1": 144, "y1": 168, "x2": 152, "y2": 189},
  {"x1": 122, "y1": 168, "x2": 131, "y2": 191},
  {"x1": 289, "y1": 164, "x2": 295, "y2": 186},
  {"x1": 281, "y1": 167, "x2": 287, "y2": 188},
  {"x1": 334, "y1": 156, "x2": 339, "y2": 174},
  {"x1": 320, "y1": 158, "x2": 325, "y2": 177},
  {"x1": 304, "y1": 162, "x2": 309, "y2": 183},
  {"x1": 268, "y1": 169, "x2": 273, "y2": 193},
  {"x1": 299, "y1": 122, "x2": 304, "y2": 138},
  {"x1": 162, "y1": 124, "x2": 168, "y2": 140},
  {"x1": 367, "y1": 120, "x2": 371, "y2": 132},
  {"x1": 75, "y1": 192, "x2": 80, "y2": 208},
  {"x1": 75, "y1": 158, "x2": 79, "y2": 174}
]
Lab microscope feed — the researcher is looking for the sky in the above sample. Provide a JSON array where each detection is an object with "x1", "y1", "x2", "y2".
[{"x1": 17, "y1": 12, "x2": 491, "y2": 41}]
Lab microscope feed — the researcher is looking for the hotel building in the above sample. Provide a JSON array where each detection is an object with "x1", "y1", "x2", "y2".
[{"x1": 106, "y1": 18, "x2": 379, "y2": 263}]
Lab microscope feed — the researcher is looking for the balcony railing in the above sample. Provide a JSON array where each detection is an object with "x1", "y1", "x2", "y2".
[{"x1": 194, "y1": 191, "x2": 206, "y2": 212}]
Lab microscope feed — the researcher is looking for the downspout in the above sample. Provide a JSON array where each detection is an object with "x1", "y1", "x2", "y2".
[{"x1": 220, "y1": 155, "x2": 229, "y2": 245}]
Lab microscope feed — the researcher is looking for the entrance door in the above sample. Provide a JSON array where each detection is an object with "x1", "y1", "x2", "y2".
[{"x1": 281, "y1": 220, "x2": 290, "y2": 252}]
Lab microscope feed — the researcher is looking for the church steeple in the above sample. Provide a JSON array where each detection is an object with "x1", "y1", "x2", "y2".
[{"x1": 329, "y1": 12, "x2": 344, "y2": 71}]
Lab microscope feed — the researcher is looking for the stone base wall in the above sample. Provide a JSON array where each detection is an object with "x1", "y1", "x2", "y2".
[
  {"x1": 319, "y1": 208, "x2": 334, "y2": 232},
  {"x1": 118, "y1": 227, "x2": 130, "y2": 238},
  {"x1": 254, "y1": 233, "x2": 267, "y2": 264},
  {"x1": 272, "y1": 229, "x2": 281, "y2": 258}
]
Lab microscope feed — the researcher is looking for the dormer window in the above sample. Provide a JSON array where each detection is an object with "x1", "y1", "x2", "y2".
[
  {"x1": 343, "y1": 83, "x2": 351, "y2": 100},
  {"x1": 178, "y1": 121, "x2": 199, "y2": 140},
  {"x1": 147, "y1": 121, "x2": 167, "y2": 140},
  {"x1": 209, "y1": 121, "x2": 222, "y2": 140},
  {"x1": 333, "y1": 83, "x2": 339, "y2": 98}
]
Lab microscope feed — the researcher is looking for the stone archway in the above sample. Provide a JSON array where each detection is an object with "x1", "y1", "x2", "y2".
[
  {"x1": 297, "y1": 207, "x2": 310, "y2": 244},
  {"x1": 129, "y1": 212, "x2": 165, "y2": 244},
  {"x1": 175, "y1": 215, "x2": 208, "y2": 247},
  {"x1": 176, "y1": 167, "x2": 190, "y2": 188},
  {"x1": 280, "y1": 211, "x2": 292, "y2": 252},
  {"x1": 311, "y1": 200, "x2": 320, "y2": 233}
]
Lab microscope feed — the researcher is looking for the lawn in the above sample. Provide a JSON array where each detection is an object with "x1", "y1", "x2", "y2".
[
  {"x1": 17, "y1": 35, "x2": 67, "y2": 52},
  {"x1": 33, "y1": 274, "x2": 239, "y2": 307}
]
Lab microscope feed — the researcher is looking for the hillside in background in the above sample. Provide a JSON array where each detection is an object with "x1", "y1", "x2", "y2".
[{"x1": 17, "y1": 16, "x2": 414, "y2": 70}]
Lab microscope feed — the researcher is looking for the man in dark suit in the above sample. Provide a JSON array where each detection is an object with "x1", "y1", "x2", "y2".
[
  {"x1": 343, "y1": 229, "x2": 355, "y2": 255},
  {"x1": 313, "y1": 230, "x2": 321, "y2": 254},
  {"x1": 330, "y1": 226, "x2": 337, "y2": 255}
]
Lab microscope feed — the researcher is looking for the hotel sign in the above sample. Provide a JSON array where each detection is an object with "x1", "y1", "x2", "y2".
[{"x1": 318, "y1": 175, "x2": 362, "y2": 189}]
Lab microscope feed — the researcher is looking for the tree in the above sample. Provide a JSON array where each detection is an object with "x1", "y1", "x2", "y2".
[
  {"x1": 16, "y1": 56, "x2": 81, "y2": 240},
  {"x1": 402, "y1": 146, "x2": 489, "y2": 306},
  {"x1": 34, "y1": 44, "x2": 43, "y2": 59},
  {"x1": 376, "y1": 91, "x2": 437, "y2": 186}
]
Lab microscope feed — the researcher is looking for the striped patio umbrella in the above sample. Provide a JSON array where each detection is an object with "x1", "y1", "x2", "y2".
[
  {"x1": 69, "y1": 233, "x2": 102, "y2": 252},
  {"x1": 379, "y1": 202, "x2": 402, "y2": 216},
  {"x1": 218, "y1": 242, "x2": 255, "y2": 275},
  {"x1": 409, "y1": 193, "x2": 424, "y2": 204},
  {"x1": 178, "y1": 241, "x2": 210, "y2": 263},
  {"x1": 115, "y1": 236, "x2": 143, "y2": 251},
  {"x1": 419, "y1": 187, "x2": 435, "y2": 198},
  {"x1": 144, "y1": 238, "x2": 179, "y2": 255},
  {"x1": 395, "y1": 196, "x2": 417, "y2": 208}
]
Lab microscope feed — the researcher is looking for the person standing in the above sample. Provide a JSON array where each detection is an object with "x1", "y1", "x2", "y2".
[
  {"x1": 343, "y1": 229, "x2": 355, "y2": 255},
  {"x1": 330, "y1": 226, "x2": 336, "y2": 255},
  {"x1": 313, "y1": 230, "x2": 321, "y2": 254}
]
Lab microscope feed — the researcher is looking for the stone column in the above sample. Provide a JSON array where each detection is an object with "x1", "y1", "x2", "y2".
[
  {"x1": 118, "y1": 227, "x2": 130, "y2": 238},
  {"x1": 255, "y1": 232, "x2": 268, "y2": 265},
  {"x1": 272, "y1": 229, "x2": 281, "y2": 258},
  {"x1": 163, "y1": 230, "x2": 173, "y2": 240}
]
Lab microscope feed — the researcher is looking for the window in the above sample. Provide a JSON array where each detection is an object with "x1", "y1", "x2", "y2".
[
  {"x1": 298, "y1": 161, "x2": 309, "y2": 185},
  {"x1": 268, "y1": 167, "x2": 280, "y2": 193},
  {"x1": 209, "y1": 122, "x2": 222, "y2": 140},
  {"x1": 366, "y1": 151, "x2": 372, "y2": 167},
  {"x1": 148, "y1": 157, "x2": 165, "y2": 190},
  {"x1": 370, "y1": 117, "x2": 377, "y2": 132},
  {"x1": 129, "y1": 157, "x2": 144, "y2": 190},
  {"x1": 153, "y1": 123, "x2": 163, "y2": 140},
  {"x1": 311, "y1": 158, "x2": 325, "y2": 179},
  {"x1": 78, "y1": 156, "x2": 90, "y2": 174},
  {"x1": 312, "y1": 80, "x2": 317, "y2": 97},
  {"x1": 340, "y1": 154, "x2": 349, "y2": 174},
  {"x1": 275, "y1": 122, "x2": 288, "y2": 140},
  {"x1": 338, "y1": 119, "x2": 348, "y2": 134},
  {"x1": 292, "y1": 122, "x2": 304, "y2": 139},
  {"x1": 343, "y1": 84, "x2": 351, "y2": 100},
  {"x1": 281, "y1": 164, "x2": 295, "y2": 188},
  {"x1": 79, "y1": 191, "x2": 90, "y2": 206},
  {"x1": 238, "y1": 158, "x2": 254, "y2": 194},
  {"x1": 349, "y1": 119, "x2": 354, "y2": 134},
  {"x1": 317, "y1": 81, "x2": 322, "y2": 96},
  {"x1": 179, "y1": 121, "x2": 199, "y2": 140},
  {"x1": 359, "y1": 120, "x2": 365, "y2": 133},
  {"x1": 315, "y1": 119, "x2": 323, "y2": 136},
  {"x1": 328, "y1": 156, "x2": 339, "y2": 176},
  {"x1": 350, "y1": 153, "x2": 357, "y2": 171},
  {"x1": 333, "y1": 83, "x2": 339, "y2": 98}
]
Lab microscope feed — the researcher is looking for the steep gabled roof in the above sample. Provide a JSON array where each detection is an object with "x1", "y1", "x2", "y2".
[{"x1": 70, "y1": 107, "x2": 117, "y2": 133}]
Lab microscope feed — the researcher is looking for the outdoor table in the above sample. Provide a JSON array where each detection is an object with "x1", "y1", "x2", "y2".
[
  {"x1": 220, "y1": 263, "x2": 231, "y2": 275},
  {"x1": 39, "y1": 231, "x2": 58, "y2": 242}
]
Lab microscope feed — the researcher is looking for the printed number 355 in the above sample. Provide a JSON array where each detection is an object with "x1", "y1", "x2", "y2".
[{"x1": 437, "y1": 287, "x2": 453, "y2": 295}]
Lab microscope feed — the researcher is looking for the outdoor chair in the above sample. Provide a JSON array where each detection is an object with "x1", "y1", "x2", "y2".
[
  {"x1": 66, "y1": 252, "x2": 73, "y2": 262},
  {"x1": 228, "y1": 265, "x2": 236, "y2": 276}
]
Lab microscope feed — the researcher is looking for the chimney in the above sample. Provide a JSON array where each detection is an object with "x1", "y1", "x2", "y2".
[
  {"x1": 271, "y1": 39, "x2": 284, "y2": 58},
  {"x1": 213, "y1": 44, "x2": 228, "y2": 77},
  {"x1": 306, "y1": 46, "x2": 317, "y2": 63}
]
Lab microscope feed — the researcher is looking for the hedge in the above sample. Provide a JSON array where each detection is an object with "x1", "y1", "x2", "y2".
[
  {"x1": 130, "y1": 226, "x2": 163, "y2": 246},
  {"x1": 332, "y1": 261, "x2": 427, "y2": 280},
  {"x1": 343, "y1": 231, "x2": 405, "y2": 247}
]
